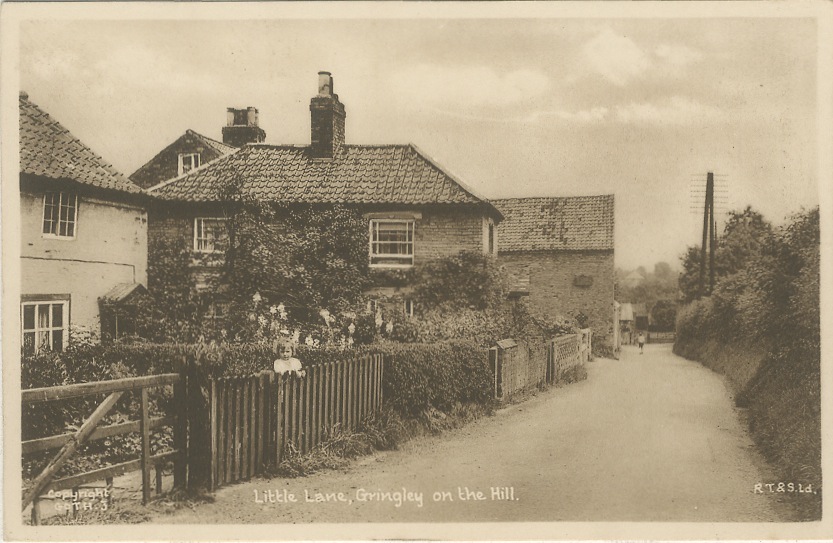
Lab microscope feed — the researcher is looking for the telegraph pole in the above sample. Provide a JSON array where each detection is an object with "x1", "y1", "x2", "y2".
[{"x1": 698, "y1": 172, "x2": 715, "y2": 298}]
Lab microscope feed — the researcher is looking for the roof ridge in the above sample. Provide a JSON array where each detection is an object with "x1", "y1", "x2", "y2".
[
  {"x1": 407, "y1": 143, "x2": 502, "y2": 219},
  {"x1": 493, "y1": 194, "x2": 614, "y2": 201},
  {"x1": 192, "y1": 130, "x2": 237, "y2": 150}
]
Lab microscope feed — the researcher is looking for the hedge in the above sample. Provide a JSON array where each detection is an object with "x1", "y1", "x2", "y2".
[{"x1": 372, "y1": 341, "x2": 493, "y2": 417}]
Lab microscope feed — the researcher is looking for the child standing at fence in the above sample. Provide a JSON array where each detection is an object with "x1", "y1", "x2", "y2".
[{"x1": 273, "y1": 339, "x2": 305, "y2": 377}]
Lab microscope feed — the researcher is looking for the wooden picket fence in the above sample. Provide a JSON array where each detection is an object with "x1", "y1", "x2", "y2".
[{"x1": 208, "y1": 353, "x2": 384, "y2": 490}]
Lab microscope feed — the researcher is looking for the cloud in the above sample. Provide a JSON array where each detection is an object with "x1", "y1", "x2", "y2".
[
  {"x1": 391, "y1": 64, "x2": 550, "y2": 108},
  {"x1": 28, "y1": 49, "x2": 81, "y2": 80},
  {"x1": 523, "y1": 107, "x2": 609, "y2": 124},
  {"x1": 654, "y1": 44, "x2": 704, "y2": 67},
  {"x1": 94, "y1": 46, "x2": 220, "y2": 93},
  {"x1": 615, "y1": 96, "x2": 722, "y2": 125},
  {"x1": 583, "y1": 28, "x2": 651, "y2": 86}
]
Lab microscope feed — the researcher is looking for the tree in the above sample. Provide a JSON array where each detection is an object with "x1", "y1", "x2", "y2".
[{"x1": 679, "y1": 206, "x2": 773, "y2": 302}]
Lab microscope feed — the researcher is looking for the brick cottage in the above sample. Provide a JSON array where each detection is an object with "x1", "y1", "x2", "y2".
[{"x1": 138, "y1": 72, "x2": 503, "y2": 316}]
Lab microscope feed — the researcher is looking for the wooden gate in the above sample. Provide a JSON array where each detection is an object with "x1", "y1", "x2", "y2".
[
  {"x1": 22, "y1": 373, "x2": 187, "y2": 524},
  {"x1": 208, "y1": 353, "x2": 384, "y2": 490}
]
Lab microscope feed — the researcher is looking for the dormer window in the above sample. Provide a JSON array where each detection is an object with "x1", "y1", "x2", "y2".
[
  {"x1": 42, "y1": 192, "x2": 78, "y2": 238},
  {"x1": 178, "y1": 153, "x2": 200, "y2": 176}
]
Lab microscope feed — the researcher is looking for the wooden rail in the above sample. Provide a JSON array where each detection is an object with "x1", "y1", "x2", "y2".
[
  {"x1": 22, "y1": 373, "x2": 187, "y2": 523},
  {"x1": 208, "y1": 354, "x2": 384, "y2": 490}
]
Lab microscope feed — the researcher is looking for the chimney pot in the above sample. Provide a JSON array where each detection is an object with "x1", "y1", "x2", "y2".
[
  {"x1": 223, "y1": 106, "x2": 266, "y2": 146},
  {"x1": 318, "y1": 71, "x2": 333, "y2": 96},
  {"x1": 20, "y1": 90, "x2": 29, "y2": 100}
]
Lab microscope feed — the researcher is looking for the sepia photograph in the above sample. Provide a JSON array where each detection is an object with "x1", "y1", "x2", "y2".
[{"x1": 2, "y1": 2, "x2": 831, "y2": 540}]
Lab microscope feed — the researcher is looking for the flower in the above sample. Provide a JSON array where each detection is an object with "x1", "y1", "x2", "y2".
[
  {"x1": 269, "y1": 305, "x2": 278, "y2": 315},
  {"x1": 305, "y1": 336, "x2": 314, "y2": 346},
  {"x1": 320, "y1": 309, "x2": 331, "y2": 326},
  {"x1": 292, "y1": 329, "x2": 301, "y2": 344},
  {"x1": 252, "y1": 292, "x2": 262, "y2": 304},
  {"x1": 258, "y1": 315, "x2": 267, "y2": 327},
  {"x1": 385, "y1": 321, "x2": 394, "y2": 334},
  {"x1": 347, "y1": 337, "x2": 354, "y2": 346},
  {"x1": 375, "y1": 313, "x2": 383, "y2": 328},
  {"x1": 248, "y1": 312, "x2": 257, "y2": 322},
  {"x1": 348, "y1": 322, "x2": 356, "y2": 335}
]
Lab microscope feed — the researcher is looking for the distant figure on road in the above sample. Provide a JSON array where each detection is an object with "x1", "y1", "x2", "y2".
[
  {"x1": 273, "y1": 339, "x2": 305, "y2": 377},
  {"x1": 638, "y1": 332, "x2": 645, "y2": 354}
]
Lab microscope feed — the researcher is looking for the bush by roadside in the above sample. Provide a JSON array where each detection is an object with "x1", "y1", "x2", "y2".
[{"x1": 674, "y1": 207, "x2": 820, "y2": 520}]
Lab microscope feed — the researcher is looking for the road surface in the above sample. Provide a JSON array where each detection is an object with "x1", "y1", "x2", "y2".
[{"x1": 149, "y1": 344, "x2": 790, "y2": 523}]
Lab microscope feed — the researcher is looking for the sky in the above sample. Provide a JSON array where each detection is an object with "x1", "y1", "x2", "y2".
[{"x1": 18, "y1": 15, "x2": 820, "y2": 270}]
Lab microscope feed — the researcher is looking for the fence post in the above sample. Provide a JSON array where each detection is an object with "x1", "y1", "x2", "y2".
[
  {"x1": 140, "y1": 387, "x2": 151, "y2": 505},
  {"x1": 173, "y1": 358, "x2": 188, "y2": 490},
  {"x1": 209, "y1": 378, "x2": 217, "y2": 491}
]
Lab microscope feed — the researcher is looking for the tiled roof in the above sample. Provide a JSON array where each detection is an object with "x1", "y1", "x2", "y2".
[
  {"x1": 190, "y1": 130, "x2": 237, "y2": 156},
  {"x1": 100, "y1": 282, "x2": 148, "y2": 303},
  {"x1": 19, "y1": 93, "x2": 141, "y2": 193},
  {"x1": 147, "y1": 143, "x2": 500, "y2": 216},
  {"x1": 493, "y1": 195, "x2": 614, "y2": 252}
]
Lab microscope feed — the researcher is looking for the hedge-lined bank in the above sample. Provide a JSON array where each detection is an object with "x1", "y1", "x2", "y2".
[{"x1": 674, "y1": 207, "x2": 820, "y2": 520}]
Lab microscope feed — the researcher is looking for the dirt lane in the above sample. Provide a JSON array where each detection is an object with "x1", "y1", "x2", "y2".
[{"x1": 150, "y1": 344, "x2": 789, "y2": 523}]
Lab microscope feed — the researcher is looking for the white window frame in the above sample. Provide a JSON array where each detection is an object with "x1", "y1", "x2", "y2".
[
  {"x1": 193, "y1": 217, "x2": 229, "y2": 254},
  {"x1": 21, "y1": 299, "x2": 69, "y2": 355},
  {"x1": 178, "y1": 153, "x2": 200, "y2": 176},
  {"x1": 404, "y1": 300, "x2": 414, "y2": 318},
  {"x1": 367, "y1": 300, "x2": 378, "y2": 314},
  {"x1": 42, "y1": 192, "x2": 78, "y2": 240},
  {"x1": 369, "y1": 219, "x2": 415, "y2": 268}
]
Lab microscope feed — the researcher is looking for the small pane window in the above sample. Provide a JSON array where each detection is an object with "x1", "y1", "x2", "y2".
[
  {"x1": 21, "y1": 300, "x2": 68, "y2": 355},
  {"x1": 178, "y1": 153, "x2": 200, "y2": 176},
  {"x1": 194, "y1": 218, "x2": 229, "y2": 253},
  {"x1": 370, "y1": 219, "x2": 414, "y2": 267},
  {"x1": 404, "y1": 300, "x2": 414, "y2": 318},
  {"x1": 42, "y1": 192, "x2": 78, "y2": 238}
]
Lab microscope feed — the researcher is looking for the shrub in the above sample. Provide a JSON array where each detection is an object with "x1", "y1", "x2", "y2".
[
  {"x1": 411, "y1": 251, "x2": 507, "y2": 311},
  {"x1": 372, "y1": 341, "x2": 494, "y2": 417}
]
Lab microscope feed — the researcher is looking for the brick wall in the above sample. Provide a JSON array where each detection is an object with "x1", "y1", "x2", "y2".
[
  {"x1": 415, "y1": 207, "x2": 487, "y2": 261},
  {"x1": 500, "y1": 250, "x2": 615, "y2": 348}
]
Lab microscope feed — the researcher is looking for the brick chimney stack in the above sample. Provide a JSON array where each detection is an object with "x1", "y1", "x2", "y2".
[
  {"x1": 222, "y1": 106, "x2": 266, "y2": 147},
  {"x1": 310, "y1": 71, "x2": 346, "y2": 158}
]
